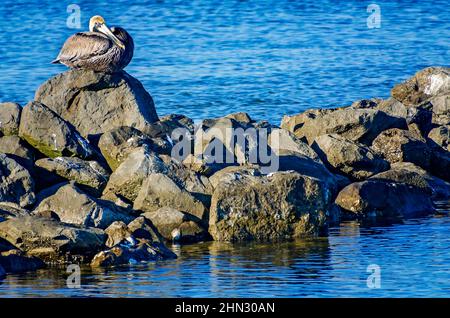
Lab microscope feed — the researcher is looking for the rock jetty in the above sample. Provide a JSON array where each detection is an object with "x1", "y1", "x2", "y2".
[{"x1": 0, "y1": 67, "x2": 449, "y2": 278}]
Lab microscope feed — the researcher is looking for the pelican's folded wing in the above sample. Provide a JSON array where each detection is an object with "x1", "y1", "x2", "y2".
[{"x1": 55, "y1": 32, "x2": 112, "y2": 63}]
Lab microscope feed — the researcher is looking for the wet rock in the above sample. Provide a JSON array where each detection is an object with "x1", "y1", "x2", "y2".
[
  {"x1": 0, "y1": 154, "x2": 35, "y2": 207},
  {"x1": 281, "y1": 108, "x2": 406, "y2": 145},
  {"x1": 0, "y1": 216, "x2": 105, "y2": 264},
  {"x1": 90, "y1": 240, "x2": 176, "y2": 267},
  {"x1": 18, "y1": 101, "x2": 94, "y2": 159},
  {"x1": 428, "y1": 125, "x2": 450, "y2": 151},
  {"x1": 143, "y1": 207, "x2": 208, "y2": 242},
  {"x1": 98, "y1": 126, "x2": 153, "y2": 171},
  {"x1": 391, "y1": 67, "x2": 450, "y2": 107},
  {"x1": 127, "y1": 216, "x2": 162, "y2": 241},
  {"x1": 0, "y1": 102, "x2": 21, "y2": 136},
  {"x1": 371, "y1": 128, "x2": 432, "y2": 170},
  {"x1": 35, "y1": 183, "x2": 135, "y2": 229},
  {"x1": 34, "y1": 69, "x2": 159, "y2": 142},
  {"x1": 335, "y1": 180, "x2": 435, "y2": 220},
  {"x1": 104, "y1": 221, "x2": 131, "y2": 248},
  {"x1": 312, "y1": 134, "x2": 389, "y2": 180},
  {"x1": 209, "y1": 171, "x2": 331, "y2": 241},
  {"x1": 370, "y1": 162, "x2": 450, "y2": 200},
  {"x1": 103, "y1": 145, "x2": 168, "y2": 202},
  {"x1": 0, "y1": 249, "x2": 45, "y2": 274},
  {"x1": 133, "y1": 173, "x2": 208, "y2": 222},
  {"x1": 35, "y1": 157, "x2": 109, "y2": 194}
]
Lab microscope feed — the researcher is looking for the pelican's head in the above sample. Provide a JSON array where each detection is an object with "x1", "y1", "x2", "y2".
[{"x1": 89, "y1": 15, "x2": 125, "y2": 50}]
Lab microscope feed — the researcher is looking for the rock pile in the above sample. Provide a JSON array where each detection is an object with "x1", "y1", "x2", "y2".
[{"x1": 0, "y1": 67, "x2": 449, "y2": 278}]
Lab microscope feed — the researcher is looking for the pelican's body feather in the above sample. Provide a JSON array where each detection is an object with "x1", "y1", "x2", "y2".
[{"x1": 53, "y1": 18, "x2": 134, "y2": 73}]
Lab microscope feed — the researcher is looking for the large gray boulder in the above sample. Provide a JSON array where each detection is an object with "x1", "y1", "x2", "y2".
[
  {"x1": 133, "y1": 173, "x2": 208, "y2": 222},
  {"x1": 281, "y1": 108, "x2": 406, "y2": 145},
  {"x1": 209, "y1": 171, "x2": 331, "y2": 241},
  {"x1": 0, "y1": 102, "x2": 21, "y2": 136},
  {"x1": 391, "y1": 67, "x2": 450, "y2": 107},
  {"x1": 312, "y1": 134, "x2": 389, "y2": 180},
  {"x1": 18, "y1": 101, "x2": 94, "y2": 159},
  {"x1": 103, "y1": 145, "x2": 168, "y2": 202},
  {"x1": 335, "y1": 180, "x2": 435, "y2": 220},
  {"x1": 371, "y1": 128, "x2": 432, "y2": 170},
  {"x1": 34, "y1": 70, "x2": 159, "y2": 141},
  {"x1": 0, "y1": 154, "x2": 35, "y2": 207},
  {"x1": 35, "y1": 183, "x2": 135, "y2": 229},
  {"x1": 35, "y1": 157, "x2": 109, "y2": 194},
  {"x1": 0, "y1": 216, "x2": 105, "y2": 264}
]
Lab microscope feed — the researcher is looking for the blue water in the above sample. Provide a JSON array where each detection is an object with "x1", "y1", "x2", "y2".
[
  {"x1": 1, "y1": 212, "x2": 450, "y2": 298},
  {"x1": 0, "y1": 0, "x2": 450, "y2": 298},
  {"x1": 0, "y1": 0, "x2": 449, "y2": 123}
]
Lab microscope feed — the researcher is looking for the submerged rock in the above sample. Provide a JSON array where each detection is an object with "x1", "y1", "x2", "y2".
[
  {"x1": 209, "y1": 171, "x2": 331, "y2": 241},
  {"x1": 0, "y1": 249, "x2": 45, "y2": 274},
  {"x1": 35, "y1": 183, "x2": 135, "y2": 229},
  {"x1": 34, "y1": 70, "x2": 159, "y2": 141},
  {"x1": 312, "y1": 134, "x2": 389, "y2": 180},
  {"x1": 0, "y1": 216, "x2": 105, "y2": 264},
  {"x1": 0, "y1": 154, "x2": 35, "y2": 207},
  {"x1": 335, "y1": 180, "x2": 435, "y2": 220},
  {"x1": 35, "y1": 157, "x2": 109, "y2": 194},
  {"x1": 19, "y1": 101, "x2": 94, "y2": 159},
  {"x1": 0, "y1": 102, "x2": 21, "y2": 136}
]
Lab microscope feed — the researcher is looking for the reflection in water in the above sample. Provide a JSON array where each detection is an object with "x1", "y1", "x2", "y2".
[{"x1": 1, "y1": 211, "x2": 450, "y2": 297}]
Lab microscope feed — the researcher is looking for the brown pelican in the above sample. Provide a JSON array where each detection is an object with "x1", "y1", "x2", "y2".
[{"x1": 52, "y1": 15, "x2": 134, "y2": 73}]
